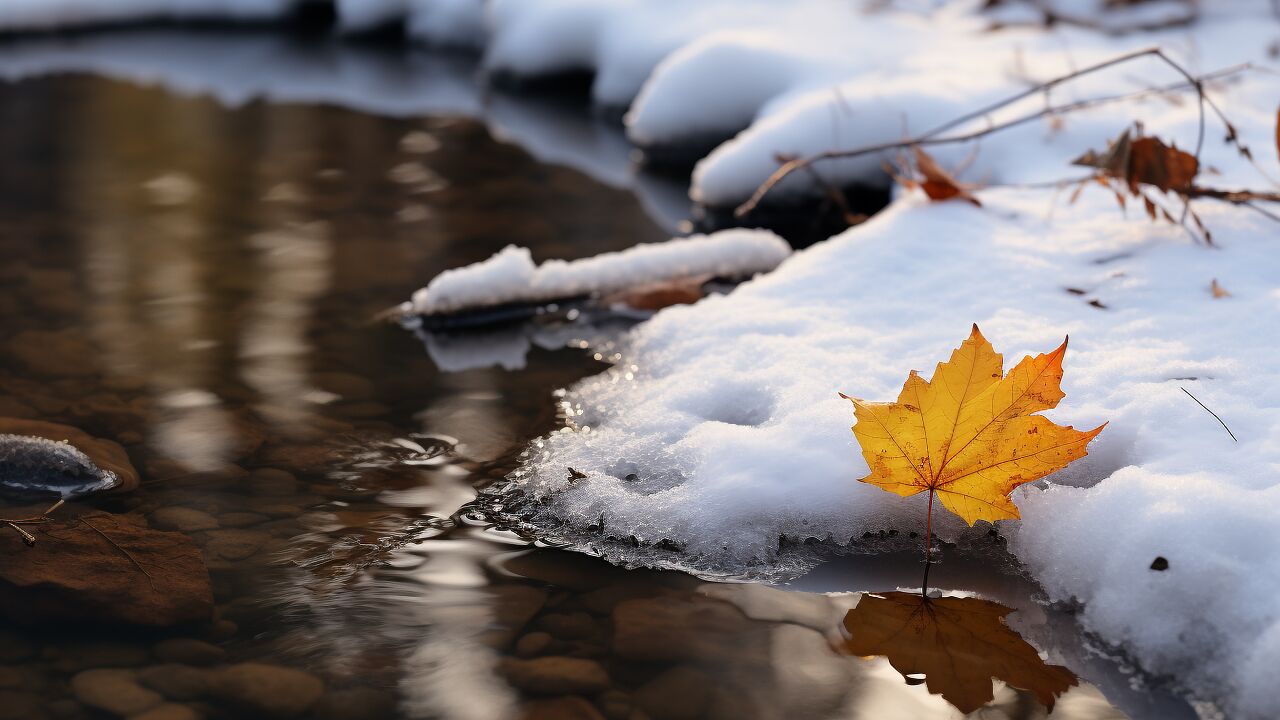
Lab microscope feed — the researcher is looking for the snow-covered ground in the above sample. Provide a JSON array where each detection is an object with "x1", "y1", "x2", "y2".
[{"x1": 3, "y1": 0, "x2": 1279, "y2": 716}]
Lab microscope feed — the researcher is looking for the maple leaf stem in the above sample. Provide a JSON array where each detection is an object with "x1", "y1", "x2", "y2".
[{"x1": 922, "y1": 488, "x2": 935, "y2": 597}]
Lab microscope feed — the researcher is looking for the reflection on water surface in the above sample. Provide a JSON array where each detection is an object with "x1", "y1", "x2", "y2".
[{"x1": 0, "y1": 44, "x2": 1193, "y2": 720}]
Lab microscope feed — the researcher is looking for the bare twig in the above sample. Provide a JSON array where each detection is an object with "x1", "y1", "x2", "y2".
[
  {"x1": 5, "y1": 523, "x2": 35, "y2": 546},
  {"x1": 799, "y1": 160, "x2": 866, "y2": 225},
  {"x1": 79, "y1": 515, "x2": 158, "y2": 590},
  {"x1": 736, "y1": 49, "x2": 1251, "y2": 217},
  {"x1": 986, "y1": 0, "x2": 1198, "y2": 36},
  {"x1": 1242, "y1": 201, "x2": 1280, "y2": 223},
  {"x1": 1, "y1": 498, "x2": 65, "y2": 547},
  {"x1": 1185, "y1": 186, "x2": 1280, "y2": 204},
  {"x1": 1180, "y1": 386, "x2": 1238, "y2": 442}
]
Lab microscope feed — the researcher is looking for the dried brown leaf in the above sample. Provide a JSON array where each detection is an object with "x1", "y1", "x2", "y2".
[{"x1": 911, "y1": 147, "x2": 981, "y2": 206}]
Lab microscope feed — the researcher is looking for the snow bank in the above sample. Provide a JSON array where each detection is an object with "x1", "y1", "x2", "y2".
[
  {"x1": 409, "y1": 230, "x2": 790, "y2": 315},
  {"x1": 496, "y1": 9, "x2": 1280, "y2": 707},
  {"x1": 513, "y1": 187, "x2": 1280, "y2": 714}
]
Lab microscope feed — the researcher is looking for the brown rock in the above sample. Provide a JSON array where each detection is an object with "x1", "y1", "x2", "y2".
[
  {"x1": 202, "y1": 530, "x2": 269, "y2": 563},
  {"x1": 129, "y1": 703, "x2": 200, "y2": 720},
  {"x1": 310, "y1": 372, "x2": 375, "y2": 401},
  {"x1": 150, "y1": 507, "x2": 219, "y2": 533},
  {"x1": 596, "y1": 690, "x2": 633, "y2": 720},
  {"x1": 0, "y1": 629, "x2": 35, "y2": 663},
  {"x1": 0, "y1": 690, "x2": 45, "y2": 720},
  {"x1": 6, "y1": 330, "x2": 97, "y2": 378},
  {"x1": 153, "y1": 638, "x2": 225, "y2": 667},
  {"x1": 244, "y1": 468, "x2": 298, "y2": 496},
  {"x1": 633, "y1": 667, "x2": 711, "y2": 720},
  {"x1": 498, "y1": 656, "x2": 610, "y2": 695},
  {"x1": 0, "y1": 512, "x2": 212, "y2": 627},
  {"x1": 50, "y1": 640, "x2": 150, "y2": 672},
  {"x1": 0, "y1": 418, "x2": 140, "y2": 491},
  {"x1": 255, "y1": 504, "x2": 305, "y2": 519},
  {"x1": 210, "y1": 663, "x2": 324, "y2": 718},
  {"x1": 216, "y1": 512, "x2": 268, "y2": 528},
  {"x1": 330, "y1": 401, "x2": 389, "y2": 420},
  {"x1": 0, "y1": 665, "x2": 40, "y2": 690},
  {"x1": 536, "y1": 611, "x2": 598, "y2": 642},
  {"x1": 312, "y1": 686, "x2": 397, "y2": 720},
  {"x1": 514, "y1": 631, "x2": 553, "y2": 658},
  {"x1": 521, "y1": 696, "x2": 606, "y2": 720},
  {"x1": 207, "y1": 619, "x2": 238, "y2": 641},
  {"x1": 500, "y1": 551, "x2": 624, "y2": 591},
  {"x1": 256, "y1": 444, "x2": 338, "y2": 471},
  {"x1": 580, "y1": 581, "x2": 662, "y2": 616},
  {"x1": 44, "y1": 698, "x2": 81, "y2": 720},
  {"x1": 613, "y1": 598, "x2": 768, "y2": 666},
  {"x1": 71, "y1": 669, "x2": 163, "y2": 717},
  {"x1": 480, "y1": 584, "x2": 548, "y2": 649},
  {"x1": 0, "y1": 397, "x2": 36, "y2": 419},
  {"x1": 137, "y1": 664, "x2": 214, "y2": 701}
]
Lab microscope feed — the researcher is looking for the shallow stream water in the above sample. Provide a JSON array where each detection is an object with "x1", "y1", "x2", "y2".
[{"x1": 0, "y1": 34, "x2": 1201, "y2": 720}]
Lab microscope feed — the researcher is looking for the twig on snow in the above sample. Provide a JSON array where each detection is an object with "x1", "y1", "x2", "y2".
[
  {"x1": 736, "y1": 49, "x2": 1253, "y2": 218},
  {"x1": 1180, "y1": 386, "x2": 1238, "y2": 442}
]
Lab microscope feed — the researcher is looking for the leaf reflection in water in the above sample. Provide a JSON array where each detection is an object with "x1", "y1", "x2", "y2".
[{"x1": 839, "y1": 591, "x2": 1077, "y2": 714}]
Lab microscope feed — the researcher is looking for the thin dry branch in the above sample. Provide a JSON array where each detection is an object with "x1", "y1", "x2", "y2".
[
  {"x1": 1, "y1": 498, "x2": 65, "y2": 547},
  {"x1": 1180, "y1": 386, "x2": 1238, "y2": 442},
  {"x1": 79, "y1": 515, "x2": 158, "y2": 590},
  {"x1": 736, "y1": 49, "x2": 1251, "y2": 218}
]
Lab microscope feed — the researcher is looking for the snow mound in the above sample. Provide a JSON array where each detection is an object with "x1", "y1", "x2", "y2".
[
  {"x1": 409, "y1": 230, "x2": 790, "y2": 316},
  {"x1": 511, "y1": 189, "x2": 1280, "y2": 715}
]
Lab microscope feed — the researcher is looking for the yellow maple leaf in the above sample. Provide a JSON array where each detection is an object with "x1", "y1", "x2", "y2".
[{"x1": 841, "y1": 325, "x2": 1105, "y2": 525}]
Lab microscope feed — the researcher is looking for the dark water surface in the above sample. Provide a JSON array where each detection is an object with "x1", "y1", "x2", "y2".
[{"x1": 0, "y1": 53, "x2": 1195, "y2": 720}]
